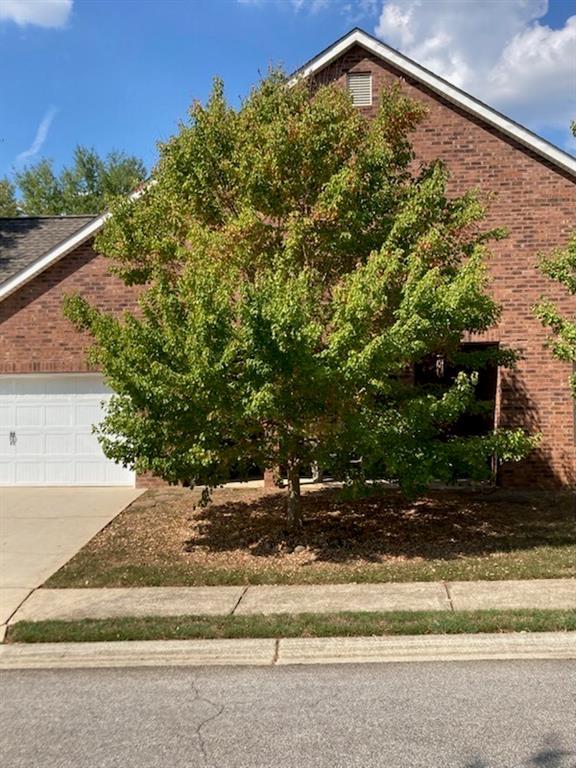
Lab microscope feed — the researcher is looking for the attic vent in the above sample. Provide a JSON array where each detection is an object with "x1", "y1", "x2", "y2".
[{"x1": 347, "y1": 72, "x2": 372, "y2": 107}]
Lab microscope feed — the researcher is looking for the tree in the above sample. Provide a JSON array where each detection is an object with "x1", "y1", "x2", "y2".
[
  {"x1": 14, "y1": 146, "x2": 146, "y2": 215},
  {"x1": 534, "y1": 123, "x2": 576, "y2": 398},
  {"x1": 15, "y1": 159, "x2": 63, "y2": 215},
  {"x1": 65, "y1": 74, "x2": 534, "y2": 527},
  {"x1": 0, "y1": 177, "x2": 18, "y2": 216}
]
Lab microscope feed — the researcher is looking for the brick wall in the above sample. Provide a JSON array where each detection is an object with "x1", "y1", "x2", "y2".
[
  {"x1": 317, "y1": 46, "x2": 576, "y2": 487},
  {"x1": 0, "y1": 241, "x2": 140, "y2": 374},
  {"x1": 1, "y1": 44, "x2": 575, "y2": 488}
]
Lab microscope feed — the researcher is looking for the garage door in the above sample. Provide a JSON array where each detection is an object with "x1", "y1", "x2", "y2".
[{"x1": 0, "y1": 374, "x2": 135, "y2": 486}]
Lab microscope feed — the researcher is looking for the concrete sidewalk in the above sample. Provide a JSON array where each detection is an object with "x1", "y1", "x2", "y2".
[{"x1": 6, "y1": 579, "x2": 576, "y2": 628}]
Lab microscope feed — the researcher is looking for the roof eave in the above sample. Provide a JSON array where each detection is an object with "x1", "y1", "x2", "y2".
[
  {"x1": 0, "y1": 183, "x2": 150, "y2": 303},
  {"x1": 291, "y1": 28, "x2": 576, "y2": 178},
  {"x1": 0, "y1": 213, "x2": 108, "y2": 303}
]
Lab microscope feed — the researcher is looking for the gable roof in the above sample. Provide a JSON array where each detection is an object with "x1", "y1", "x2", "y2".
[
  {"x1": 292, "y1": 28, "x2": 576, "y2": 178},
  {"x1": 0, "y1": 214, "x2": 106, "y2": 302},
  {"x1": 0, "y1": 28, "x2": 574, "y2": 304}
]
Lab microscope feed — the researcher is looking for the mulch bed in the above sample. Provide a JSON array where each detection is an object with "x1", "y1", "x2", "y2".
[{"x1": 46, "y1": 484, "x2": 576, "y2": 586}]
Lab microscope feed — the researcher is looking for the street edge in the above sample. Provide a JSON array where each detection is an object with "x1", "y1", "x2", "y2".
[{"x1": 1, "y1": 631, "x2": 575, "y2": 670}]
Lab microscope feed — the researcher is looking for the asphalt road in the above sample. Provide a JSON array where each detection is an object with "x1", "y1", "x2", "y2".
[{"x1": 1, "y1": 660, "x2": 575, "y2": 767}]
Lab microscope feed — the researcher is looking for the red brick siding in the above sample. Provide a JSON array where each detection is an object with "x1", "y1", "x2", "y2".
[
  {"x1": 0, "y1": 241, "x2": 140, "y2": 374},
  {"x1": 317, "y1": 46, "x2": 576, "y2": 487},
  {"x1": 0, "y1": 242, "x2": 158, "y2": 487},
  {"x1": 135, "y1": 472, "x2": 169, "y2": 489}
]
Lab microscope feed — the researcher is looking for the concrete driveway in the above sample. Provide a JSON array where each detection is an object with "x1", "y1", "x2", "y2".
[{"x1": 0, "y1": 487, "x2": 142, "y2": 626}]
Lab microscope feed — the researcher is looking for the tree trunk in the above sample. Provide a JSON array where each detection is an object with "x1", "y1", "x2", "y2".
[
  {"x1": 286, "y1": 460, "x2": 303, "y2": 529},
  {"x1": 263, "y1": 468, "x2": 278, "y2": 490},
  {"x1": 310, "y1": 461, "x2": 323, "y2": 484}
]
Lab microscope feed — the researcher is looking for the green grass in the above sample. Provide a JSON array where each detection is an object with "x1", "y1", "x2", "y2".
[{"x1": 8, "y1": 609, "x2": 576, "y2": 644}]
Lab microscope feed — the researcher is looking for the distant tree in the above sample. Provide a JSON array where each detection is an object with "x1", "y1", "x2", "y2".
[
  {"x1": 15, "y1": 146, "x2": 146, "y2": 215},
  {"x1": 534, "y1": 124, "x2": 576, "y2": 398},
  {"x1": 0, "y1": 177, "x2": 18, "y2": 216},
  {"x1": 15, "y1": 159, "x2": 63, "y2": 215},
  {"x1": 65, "y1": 74, "x2": 534, "y2": 527}
]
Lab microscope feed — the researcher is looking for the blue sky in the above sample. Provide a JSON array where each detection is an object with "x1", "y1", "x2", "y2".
[{"x1": 0, "y1": 0, "x2": 574, "y2": 180}]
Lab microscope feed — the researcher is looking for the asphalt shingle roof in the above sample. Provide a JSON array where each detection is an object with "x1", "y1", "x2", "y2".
[{"x1": 0, "y1": 216, "x2": 96, "y2": 285}]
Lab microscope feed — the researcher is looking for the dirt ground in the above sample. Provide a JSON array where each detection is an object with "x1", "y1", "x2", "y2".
[{"x1": 47, "y1": 484, "x2": 576, "y2": 587}]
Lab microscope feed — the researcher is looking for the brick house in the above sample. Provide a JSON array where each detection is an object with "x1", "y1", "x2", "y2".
[{"x1": 1, "y1": 28, "x2": 574, "y2": 488}]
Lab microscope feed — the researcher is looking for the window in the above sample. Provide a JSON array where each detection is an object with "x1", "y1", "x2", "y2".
[
  {"x1": 347, "y1": 72, "x2": 372, "y2": 107},
  {"x1": 414, "y1": 343, "x2": 499, "y2": 438}
]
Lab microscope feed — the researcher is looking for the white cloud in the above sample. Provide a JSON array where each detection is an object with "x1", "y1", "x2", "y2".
[
  {"x1": 236, "y1": 0, "x2": 575, "y2": 137},
  {"x1": 0, "y1": 0, "x2": 73, "y2": 28},
  {"x1": 375, "y1": 0, "x2": 576, "y2": 133},
  {"x1": 16, "y1": 106, "x2": 58, "y2": 165}
]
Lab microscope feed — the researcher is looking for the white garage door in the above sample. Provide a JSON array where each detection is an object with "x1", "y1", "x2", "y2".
[{"x1": 0, "y1": 374, "x2": 134, "y2": 486}]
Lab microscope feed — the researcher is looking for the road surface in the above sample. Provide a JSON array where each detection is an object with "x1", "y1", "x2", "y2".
[{"x1": 1, "y1": 659, "x2": 575, "y2": 767}]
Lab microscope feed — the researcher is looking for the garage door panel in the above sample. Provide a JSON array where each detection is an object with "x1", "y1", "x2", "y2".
[
  {"x1": 0, "y1": 459, "x2": 15, "y2": 483},
  {"x1": 45, "y1": 404, "x2": 74, "y2": 427},
  {"x1": 0, "y1": 430, "x2": 13, "y2": 457},
  {"x1": 0, "y1": 406, "x2": 14, "y2": 427},
  {"x1": 45, "y1": 461, "x2": 76, "y2": 484},
  {"x1": 75, "y1": 403, "x2": 105, "y2": 427},
  {"x1": 45, "y1": 433, "x2": 75, "y2": 455},
  {"x1": 75, "y1": 461, "x2": 107, "y2": 484},
  {"x1": 0, "y1": 375, "x2": 134, "y2": 486},
  {"x1": 15, "y1": 432, "x2": 44, "y2": 455},
  {"x1": 15, "y1": 461, "x2": 44, "y2": 484},
  {"x1": 15, "y1": 405, "x2": 43, "y2": 427},
  {"x1": 106, "y1": 462, "x2": 133, "y2": 484},
  {"x1": 75, "y1": 432, "x2": 102, "y2": 455}
]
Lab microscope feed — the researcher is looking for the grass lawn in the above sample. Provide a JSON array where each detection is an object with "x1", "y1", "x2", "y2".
[
  {"x1": 45, "y1": 485, "x2": 576, "y2": 587},
  {"x1": 8, "y1": 609, "x2": 576, "y2": 643}
]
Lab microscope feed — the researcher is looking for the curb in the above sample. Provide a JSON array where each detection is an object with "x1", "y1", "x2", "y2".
[
  {"x1": 1, "y1": 631, "x2": 575, "y2": 670},
  {"x1": 277, "y1": 631, "x2": 576, "y2": 665},
  {"x1": 0, "y1": 637, "x2": 277, "y2": 669}
]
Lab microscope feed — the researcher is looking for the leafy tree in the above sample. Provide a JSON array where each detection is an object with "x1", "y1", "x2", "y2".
[
  {"x1": 15, "y1": 159, "x2": 63, "y2": 215},
  {"x1": 534, "y1": 124, "x2": 576, "y2": 398},
  {"x1": 15, "y1": 146, "x2": 146, "y2": 215},
  {"x1": 65, "y1": 74, "x2": 534, "y2": 527},
  {"x1": 0, "y1": 177, "x2": 18, "y2": 216}
]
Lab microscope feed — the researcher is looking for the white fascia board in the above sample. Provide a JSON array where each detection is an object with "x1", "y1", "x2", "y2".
[
  {"x1": 0, "y1": 213, "x2": 108, "y2": 302},
  {"x1": 0, "y1": 183, "x2": 152, "y2": 303},
  {"x1": 293, "y1": 29, "x2": 576, "y2": 178}
]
